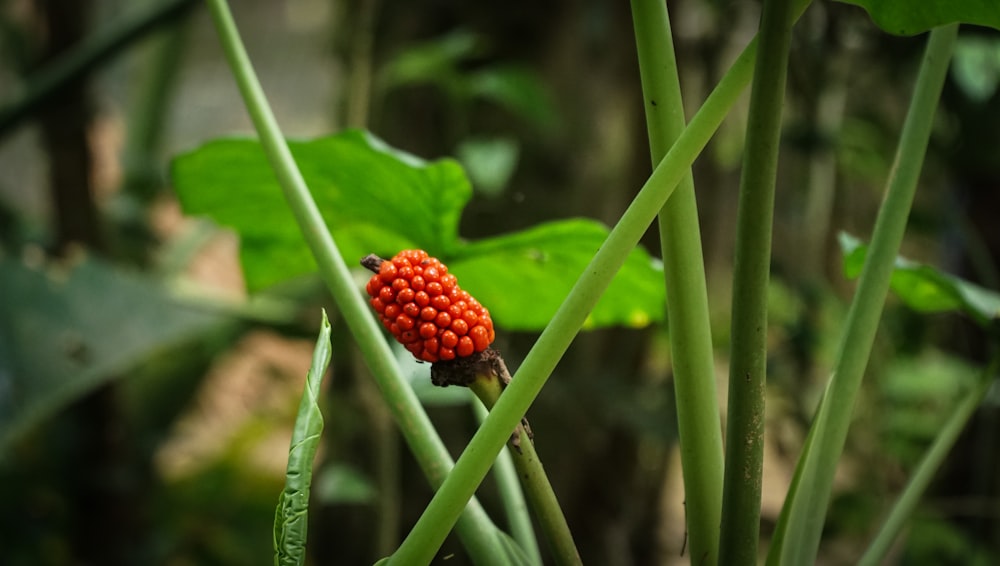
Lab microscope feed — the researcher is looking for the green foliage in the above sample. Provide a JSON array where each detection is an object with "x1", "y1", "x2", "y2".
[
  {"x1": 838, "y1": 0, "x2": 1000, "y2": 35},
  {"x1": 0, "y1": 257, "x2": 226, "y2": 453},
  {"x1": 952, "y1": 35, "x2": 1000, "y2": 102},
  {"x1": 274, "y1": 311, "x2": 332, "y2": 566},
  {"x1": 840, "y1": 232, "x2": 1000, "y2": 327},
  {"x1": 379, "y1": 31, "x2": 557, "y2": 133},
  {"x1": 172, "y1": 129, "x2": 665, "y2": 331},
  {"x1": 313, "y1": 464, "x2": 378, "y2": 504},
  {"x1": 449, "y1": 219, "x2": 664, "y2": 330},
  {"x1": 173, "y1": 130, "x2": 470, "y2": 290},
  {"x1": 903, "y1": 515, "x2": 999, "y2": 565},
  {"x1": 455, "y1": 137, "x2": 520, "y2": 196},
  {"x1": 877, "y1": 351, "x2": 978, "y2": 465}
]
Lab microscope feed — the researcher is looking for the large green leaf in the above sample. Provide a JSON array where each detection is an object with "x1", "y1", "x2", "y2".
[
  {"x1": 450, "y1": 219, "x2": 664, "y2": 331},
  {"x1": 838, "y1": 0, "x2": 1000, "y2": 35},
  {"x1": 172, "y1": 129, "x2": 471, "y2": 291},
  {"x1": 0, "y1": 257, "x2": 226, "y2": 453},
  {"x1": 172, "y1": 130, "x2": 665, "y2": 331},
  {"x1": 839, "y1": 232, "x2": 1000, "y2": 327}
]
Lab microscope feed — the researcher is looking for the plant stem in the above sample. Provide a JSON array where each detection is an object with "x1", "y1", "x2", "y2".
[
  {"x1": 0, "y1": 0, "x2": 198, "y2": 138},
  {"x1": 770, "y1": 24, "x2": 959, "y2": 565},
  {"x1": 630, "y1": 1, "x2": 723, "y2": 562},
  {"x1": 390, "y1": 4, "x2": 815, "y2": 562},
  {"x1": 858, "y1": 358, "x2": 998, "y2": 566},
  {"x1": 202, "y1": 1, "x2": 507, "y2": 563},
  {"x1": 719, "y1": 0, "x2": 797, "y2": 562},
  {"x1": 471, "y1": 399, "x2": 543, "y2": 566},
  {"x1": 465, "y1": 357, "x2": 581, "y2": 566}
]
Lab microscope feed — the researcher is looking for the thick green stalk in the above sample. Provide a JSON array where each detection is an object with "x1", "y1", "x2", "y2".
[
  {"x1": 858, "y1": 359, "x2": 997, "y2": 565},
  {"x1": 390, "y1": 11, "x2": 808, "y2": 564},
  {"x1": 719, "y1": 0, "x2": 797, "y2": 562},
  {"x1": 770, "y1": 24, "x2": 959, "y2": 565},
  {"x1": 630, "y1": 1, "x2": 723, "y2": 562},
  {"x1": 471, "y1": 400, "x2": 543, "y2": 566},
  {"x1": 469, "y1": 373, "x2": 580, "y2": 566},
  {"x1": 201, "y1": 2, "x2": 507, "y2": 563}
]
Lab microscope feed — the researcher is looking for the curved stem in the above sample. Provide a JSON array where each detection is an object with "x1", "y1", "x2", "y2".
[
  {"x1": 467, "y1": 356, "x2": 581, "y2": 566},
  {"x1": 770, "y1": 24, "x2": 959, "y2": 565},
  {"x1": 471, "y1": 399, "x2": 543, "y2": 566},
  {"x1": 202, "y1": 1, "x2": 507, "y2": 563}
]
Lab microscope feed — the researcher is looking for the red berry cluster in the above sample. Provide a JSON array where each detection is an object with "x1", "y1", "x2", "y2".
[{"x1": 365, "y1": 250, "x2": 495, "y2": 363}]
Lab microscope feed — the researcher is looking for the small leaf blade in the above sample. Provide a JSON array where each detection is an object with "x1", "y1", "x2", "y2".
[{"x1": 273, "y1": 310, "x2": 333, "y2": 566}]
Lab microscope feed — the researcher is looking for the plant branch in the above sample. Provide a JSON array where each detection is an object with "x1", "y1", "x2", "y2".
[
  {"x1": 630, "y1": 0, "x2": 724, "y2": 562},
  {"x1": 769, "y1": 24, "x2": 959, "y2": 565},
  {"x1": 459, "y1": 353, "x2": 581, "y2": 566},
  {"x1": 202, "y1": 1, "x2": 508, "y2": 563},
  {"x1": 471, "y1": 399, "x2": 543, "y2": 566},
  {"x1": 719, "y1": 0, "x2": 797, "y2": 562}
]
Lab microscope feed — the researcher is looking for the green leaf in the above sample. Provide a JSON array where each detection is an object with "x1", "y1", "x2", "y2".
[
  {"x1": 456, "y1": 136, "x2": 520, "y2": 196},
  {"x1": 468, "y1": 65, "x2": 559, "y2": 132},
  {"x1": 172, "y1": 129, "x2": 471, "y2": 291},
  {"x1": 313, "y1": 463, "x2": 378, "y2": 504},
  {"x1": 378, "y1": 29, "x2": 482, "y2": 92},
  {"x1": 0, "y1": 257, "x2": 226, "y2": 454},
  {"x1": 839, "y1": 232, "x2": 1000, "y2": 327},
  {"x1": 449, "y1": 219, "x2": 664, "y2": 331},
  {"x1": 174, "y1": 130, "x2": 664, "y2": 331},
  {"x1": 274, "y1": 310, "x2": 333, "y2": 566},
  {"x1": 951, "y1": 35, "x2": 1000, "y2": 102},
  {"x1": 837, "y1": 0, "x2": 1000, "y2": 35}
]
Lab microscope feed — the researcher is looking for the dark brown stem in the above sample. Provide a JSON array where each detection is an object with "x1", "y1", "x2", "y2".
[{"x1": 360, "y1": 253, "x2": 384, "y2": 273}]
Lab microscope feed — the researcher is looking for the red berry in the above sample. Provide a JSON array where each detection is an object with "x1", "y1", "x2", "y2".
[
  {"x1": 378, "y1": 261, "x2": 397, "y2": 283},
  {"x1": 435, "y1": 312, "x2": 451, "y2": 329},
  {"x1": 396, "y1": 288, "x2": 415, "y2": 305},
  {"x1": 384, "y1": 303, "x2": 400, "y2": 320},
  {"x1": 365, "y1": 250, "x2": 495, "y2": 363},
  {"x1": 419, "y1": 322, "x2": 437, "y2": 339},
  {"x1": 469, "y1": 326, "x2": 490, "y2": 351},
  {"x1": 414, "y1": 291, "x2": 430, "y2": 307},
  {"x1": 457, "y1": 336, "x2": 474, "y2": 357},
  {"x1": 450, "y1": 319, "x2": 468, "y2": 336}
]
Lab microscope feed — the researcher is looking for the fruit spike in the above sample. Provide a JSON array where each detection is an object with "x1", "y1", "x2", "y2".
[{"x1": 362, "y1": 250, "x2": 495, "y2": 363}]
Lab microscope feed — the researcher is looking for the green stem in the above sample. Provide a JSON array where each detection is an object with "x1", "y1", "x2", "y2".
[
  {"x1": 719, "y1": 0, "x2": 797, "y2": 562},
  {"x1": 390, "y1": 5, "x2": 814, "y2": 562},
  {"x1": 0, "y1": 0, "x2": 198, "y2": 138},
  {"x1": 468, "y1": 362, "x2": 581, "y2": 566},
  {"x1": 770, "y1": 24, "x2": 959, "y2": 565},
  {"x1": 630, "y1": 1, "x2": 723, "y2": 562},
  {"x1": 202, "y1": 1, "x2": 507, "y2": 563},
  {"x1": 471, "y1": 399, "x2": 543, "y2": 566},
  {"x1": 858, "y1": 357, "x2": 998, "y2": 566}
]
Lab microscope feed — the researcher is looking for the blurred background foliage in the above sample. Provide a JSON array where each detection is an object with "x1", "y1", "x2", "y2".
[{"x1": 1, "y1": 0, "x2": 999, "y2": 564}]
